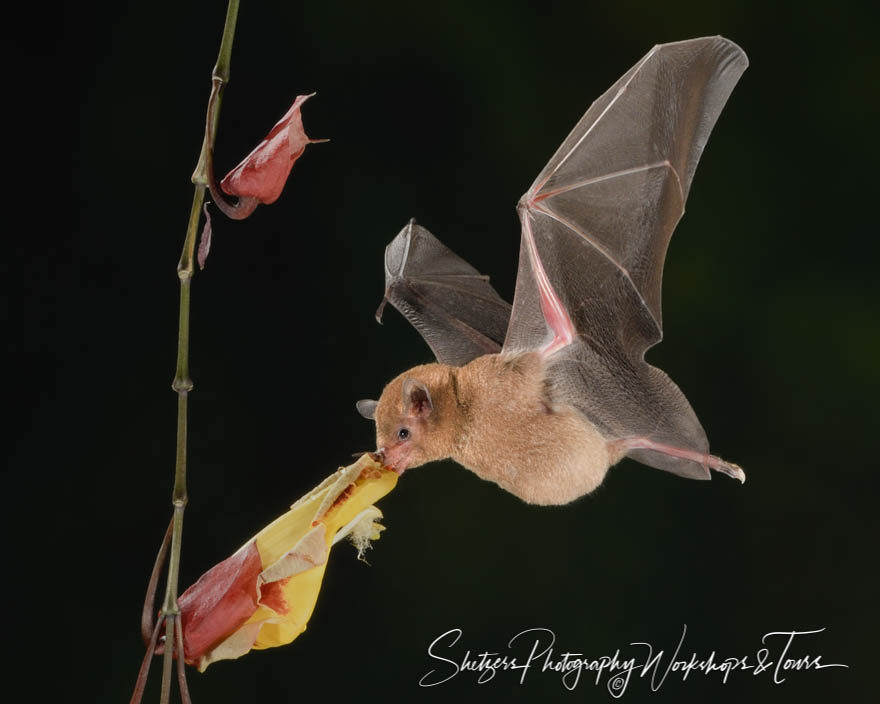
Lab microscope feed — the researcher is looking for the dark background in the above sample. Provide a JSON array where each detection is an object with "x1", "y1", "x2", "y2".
[{"x1": 13, "y1": 0, "x2": 877, "y2": 702}]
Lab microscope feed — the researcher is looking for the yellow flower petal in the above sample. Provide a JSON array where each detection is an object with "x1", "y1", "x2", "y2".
[{"x1": 186, "y1": 454, "x2": 397, "y2": 670}]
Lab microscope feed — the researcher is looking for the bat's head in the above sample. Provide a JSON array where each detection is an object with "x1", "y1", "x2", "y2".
[{"x1": 357, "y1": 364, "x2": 457, "y2": 473}]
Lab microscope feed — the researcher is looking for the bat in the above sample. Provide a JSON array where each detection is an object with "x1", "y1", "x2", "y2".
[{"x1": 357, "y1": 36, "x2": 749, "y2": 505}]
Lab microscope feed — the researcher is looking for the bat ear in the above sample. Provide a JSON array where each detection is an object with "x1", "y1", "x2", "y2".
[
  {"x1": 356, "y1": 399, "x2": 378, "y2": 420},
  {"x1": 402, "y1": 378, "x2": 433, "y2": 418}
]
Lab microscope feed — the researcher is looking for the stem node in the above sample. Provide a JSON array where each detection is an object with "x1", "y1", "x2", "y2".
[{"x1": 172, "y1": 379, "x2": 193, "y2": 393}]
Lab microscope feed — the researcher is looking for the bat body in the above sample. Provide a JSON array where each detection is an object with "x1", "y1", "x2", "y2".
[
  {"x1": 371, "y1": 353, "x2": 612, "y2": 505},
  {"x1": 359, "y1": 37, "x2": 748, "y2": 505}
]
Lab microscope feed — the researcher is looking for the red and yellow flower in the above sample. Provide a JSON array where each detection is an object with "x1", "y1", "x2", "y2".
[{"x1": 175, "y1": 454, "x2": 396, "y2": 671}]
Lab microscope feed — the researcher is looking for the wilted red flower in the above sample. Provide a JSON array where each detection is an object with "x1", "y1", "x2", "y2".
[{"x1": 210, "y1": 93, "x2": 324, "y2": 220}]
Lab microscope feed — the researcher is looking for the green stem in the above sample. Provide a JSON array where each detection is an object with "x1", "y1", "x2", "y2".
[
  {"x1": 192, "y1": 0, "x2": 240, "y2": 188},
  {"x1": 155, "y1": 1, "x2": 240, "y2": 702},
  {"x1": 140, "y1": 517, "x2": 173, "y2": 645},
  {"x1": 198, "y1": 0, "x2": 259, "y2": 221}
]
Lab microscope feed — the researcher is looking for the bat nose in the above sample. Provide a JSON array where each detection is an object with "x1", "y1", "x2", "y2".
[{"x1": 376, "y1": 447, "x2": 386, "y2": 464}]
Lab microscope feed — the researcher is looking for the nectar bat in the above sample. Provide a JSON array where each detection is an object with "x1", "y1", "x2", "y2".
[{"x1": 358, "y1": 37, "x2": 748, "y2": 505}]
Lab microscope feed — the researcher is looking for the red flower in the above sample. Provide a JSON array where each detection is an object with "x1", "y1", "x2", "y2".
[{"x1": 210, "y1": 93, "x2": 324, "y2": 220}]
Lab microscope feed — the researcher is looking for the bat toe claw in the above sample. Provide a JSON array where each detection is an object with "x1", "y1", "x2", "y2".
[{"x1": 709, "y1": 456, "x2": 746, "y2": 483}]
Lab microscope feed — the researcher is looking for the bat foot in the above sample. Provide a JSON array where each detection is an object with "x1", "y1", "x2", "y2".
[
  {"x1": 615, "y1": 437, "x2": 746, "y2": 483},
  {"x1": 706, "y1": 455, "x2": 746, "y2": 483}
]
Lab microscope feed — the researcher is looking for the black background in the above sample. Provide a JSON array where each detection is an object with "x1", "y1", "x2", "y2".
[{"x1": 13, "y1": 0, "x2": 878, "y2": 702}]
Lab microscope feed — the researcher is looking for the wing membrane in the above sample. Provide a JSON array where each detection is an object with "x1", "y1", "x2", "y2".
[
  {"x1": 506, "y1": 36, "x2": 748, "y2": 356},
  {"x1": 379, "y1": 221, "x2": 512, "y2": 366},
  {"x1": 503, "y1": 36, "x2": 748, "y2": 477}
]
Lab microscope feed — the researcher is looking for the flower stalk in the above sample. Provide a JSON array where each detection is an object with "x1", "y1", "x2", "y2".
[{"x1": 132, "y1": 2, "x2": 240, "y2": 703}]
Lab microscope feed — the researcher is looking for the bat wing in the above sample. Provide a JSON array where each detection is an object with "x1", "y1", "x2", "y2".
[
  {"x1": 503, "y1": 36, "x2": 748, "y2": 479},
  {"x1": 377, "y1": 220, "x2": 512, "y2": 367}
]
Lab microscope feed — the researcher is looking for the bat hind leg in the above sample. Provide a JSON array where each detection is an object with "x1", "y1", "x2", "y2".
[{"x1": 612, "y1": 437, "x2": 746, "y2": 483}]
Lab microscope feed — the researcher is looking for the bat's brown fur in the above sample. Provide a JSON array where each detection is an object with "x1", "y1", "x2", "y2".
[{"x1": 374, "y1": 352, "x2": 612, "y2": 505}]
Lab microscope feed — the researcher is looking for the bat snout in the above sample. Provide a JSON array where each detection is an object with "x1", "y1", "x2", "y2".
[{"x1": 377, "y1": 444, "x2": 413, "y2": 475}]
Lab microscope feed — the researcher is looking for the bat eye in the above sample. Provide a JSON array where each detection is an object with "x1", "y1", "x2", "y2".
[{"x1": 397, "y1": 428, "x2": 410, "y2": 441}]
